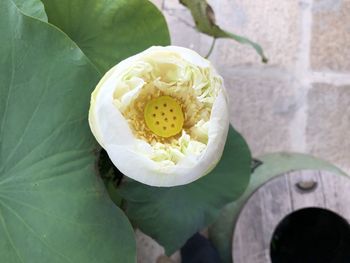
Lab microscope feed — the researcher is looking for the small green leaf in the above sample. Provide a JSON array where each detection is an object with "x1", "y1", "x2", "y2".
[
  {"x1": 209, "y1": 153, "x2": 347, "y2": 263},
  {"x1": 0, "y1": 0, "x2": 135, "y2": 261},
  {"x1": 180, "y1": 0, "x2": 268, "y2": 63},
  {"x1": 11, "y1": 0, "x2": 47, "y2": 21},
  {"x1": 119, "y1": 126, "x2": 251, "y2": 254},
  {"x1": 41, "y1": 0, "x2": 171, "y2": 73}
]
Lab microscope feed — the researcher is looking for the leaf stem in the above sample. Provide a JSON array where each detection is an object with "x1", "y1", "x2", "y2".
[{"x1": 205, "y1": 37, "x2": 216, "y2": 58}]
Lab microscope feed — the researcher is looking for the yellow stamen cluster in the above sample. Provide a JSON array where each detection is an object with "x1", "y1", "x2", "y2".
[{"x1": 121, "y1": 83, "x2": 209, "y2": 145}]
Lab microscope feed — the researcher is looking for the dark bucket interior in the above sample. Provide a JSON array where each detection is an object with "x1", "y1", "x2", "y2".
[{"x1": 270, "y1": 207, "x2": 350, "y2": 263}]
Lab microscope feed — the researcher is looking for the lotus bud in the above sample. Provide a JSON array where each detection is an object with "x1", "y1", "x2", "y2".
[{"x1": 89, "y1": 46, "x2": 229, "y2": 187}]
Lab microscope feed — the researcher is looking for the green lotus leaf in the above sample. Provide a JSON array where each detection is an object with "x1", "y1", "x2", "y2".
[
  {"x1": 0, "y1": 0, "x2": 135, "y2": 262},
  {"x1": 209, "y1": 153, "x2": 347, "y2": 263},
  {"x1": 12, "y1": 0, "x2": 47, "y2": 21},
  {"x1": 119, "y1": 126, "x2": 252, "y2": 254},
  {"x1": 41, "y1": 0, "x2": 171, "y2": 73}
]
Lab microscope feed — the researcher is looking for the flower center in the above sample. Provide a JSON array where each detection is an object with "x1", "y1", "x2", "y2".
[{"x1": 144, "y1": 96, "x2": 184, "y2": 138}]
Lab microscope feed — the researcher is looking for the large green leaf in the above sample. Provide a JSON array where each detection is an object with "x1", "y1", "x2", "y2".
[
  {"x1": 41, "y1": 0, "x2": 171, "y2": 73},
  {"x1": 12, "y1": 0, "x2": 47, "y2": 21},
  {"x1": 119, "y1": 126, "x2": 251, "y2": 254},
  {"x1": 0, "y1": 0, "x2": 135, "y2": 262},
  {"x1": 209, "y1": 153, "x2": 347, "y2": 263}
]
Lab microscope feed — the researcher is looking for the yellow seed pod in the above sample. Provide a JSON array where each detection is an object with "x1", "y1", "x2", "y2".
[{"x1": 144, "y1": 96, "x2": 184, "y2": 138}]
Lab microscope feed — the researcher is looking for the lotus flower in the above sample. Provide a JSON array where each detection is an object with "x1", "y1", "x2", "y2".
[{"x1": 89, "y1": 46, "x2": 229, "y2": 186}]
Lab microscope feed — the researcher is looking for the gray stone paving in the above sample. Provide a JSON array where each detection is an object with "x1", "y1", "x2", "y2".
[{"x1": 138, "y1": 1, "x2": 350, "y2": 261}]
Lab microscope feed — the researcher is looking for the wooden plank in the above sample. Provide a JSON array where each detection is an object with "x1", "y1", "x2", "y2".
[
  {"x1": 233, "y1": 175, "x2": 293, "y2": 263},
  {"x1": 259, "y1": 175, "x2": 293, "y2": 249},
  {"x1": 320, "y1": 171, "x2": 350, "y2": 221},
  {"x1": 287, "y1": 170, "x2": 325, "y2": 209},
  {"x1": 233, "y1": 190, "x2": 266, "y2": 263}
]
